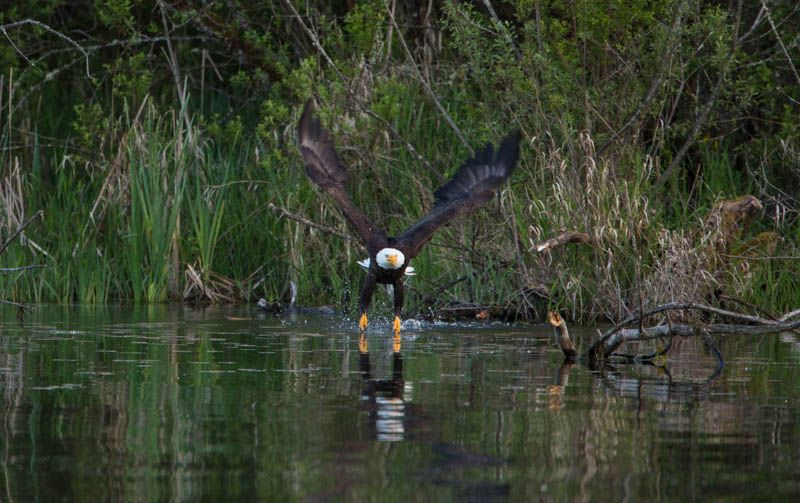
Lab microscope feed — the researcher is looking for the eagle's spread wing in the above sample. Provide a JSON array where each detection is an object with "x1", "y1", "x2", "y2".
[
  {"x1": 393, "y1": 130, "x2": 521, "y2": 259},
  {"x1": 297, "y1": 100, "x2": 387, "y2": 254}
]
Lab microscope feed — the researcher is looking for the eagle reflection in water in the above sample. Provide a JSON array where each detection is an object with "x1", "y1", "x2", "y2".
[
  {"x1": 353, "y1": 336, "x2": 510, "y2": 501},
  {"x1": 359, "y1": 337, "x2": 411, "y2": 443}
]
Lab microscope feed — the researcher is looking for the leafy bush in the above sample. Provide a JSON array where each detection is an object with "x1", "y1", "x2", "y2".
[{"x1": 0, "y1": 0, "x2": 797, "y2": 320}]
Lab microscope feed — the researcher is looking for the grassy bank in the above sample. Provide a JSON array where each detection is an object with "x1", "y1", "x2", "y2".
[{"x1": 1, "y1": 1, "x2": 798, "y2": 322}]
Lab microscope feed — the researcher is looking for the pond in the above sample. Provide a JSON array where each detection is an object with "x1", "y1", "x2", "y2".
[{"x1": 1, "y1": 304, "x2": 799, "y2": 502}]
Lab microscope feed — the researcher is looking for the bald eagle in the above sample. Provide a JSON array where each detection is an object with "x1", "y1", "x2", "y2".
[{"x1": 296, "y1": 100, "x2": 520, "y2": 334}]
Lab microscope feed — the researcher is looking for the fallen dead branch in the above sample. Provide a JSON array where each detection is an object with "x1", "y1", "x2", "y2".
[
  {"x1": 547, "y1": 303, "x2": 800, "y2": 367},
  {"x1": 428, "y1": 302, "x2": 513, "y2": 321},
  {"x1": 183, "y1": 263, "x2": 238, "y2": 303},
  {"x1": 533, "y1": 231, "x2": 591, "y2": 252}
]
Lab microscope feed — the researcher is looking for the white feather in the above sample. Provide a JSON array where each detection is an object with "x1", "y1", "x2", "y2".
[
  {"x1": 376, "y1": 248, "x2": 405, "y2": 270},
  {"x1": 356, "y1": 255, "x2": 415, "y2": 276}
]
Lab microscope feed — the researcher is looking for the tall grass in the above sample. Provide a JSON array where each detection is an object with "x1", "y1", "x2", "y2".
[
  {"x1": 125, "y1": 116, "x2": 187, "y2": 303},
  {"x1": 0, "y1": 89, "x2": 797, "y2": 322},
  {"x1": 0, "y1": 0, "x2": 799, "y2": 326}
]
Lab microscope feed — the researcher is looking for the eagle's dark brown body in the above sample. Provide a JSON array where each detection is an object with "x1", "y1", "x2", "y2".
[{"x1": 296, "y1": 100, "x2": 520, "y2": 333}]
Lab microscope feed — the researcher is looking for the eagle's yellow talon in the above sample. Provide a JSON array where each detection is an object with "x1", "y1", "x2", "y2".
[
  {"x1": 359, "y1": 313, "x2": 368, "y2": 332},
  {"x1": 392, "y1": 316, "x2": 402, "y2": 334}
]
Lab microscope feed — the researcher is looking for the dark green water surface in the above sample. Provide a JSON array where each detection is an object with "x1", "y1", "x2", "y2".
[{"x1": 1, "y1": 305, "x2": 799, "y2": 502}]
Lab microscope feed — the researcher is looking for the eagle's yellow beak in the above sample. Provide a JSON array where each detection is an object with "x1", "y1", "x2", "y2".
[{"x1": 387, "y1": 254, "x2": 397, "y2": 266}]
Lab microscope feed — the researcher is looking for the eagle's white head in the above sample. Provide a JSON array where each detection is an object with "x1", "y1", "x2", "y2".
[{"x1": 376, "y1": 248, "x2": 405, "y2": 270}]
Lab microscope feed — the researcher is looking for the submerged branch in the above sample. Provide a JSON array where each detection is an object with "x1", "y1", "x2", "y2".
[
  {"x1": 547, "y1": 303, "x2": 800, "y2": 367},
  {"x1": 548, "y1": 311, "x2": 577, "y2": 359},
  {"x1": 0, "y1": 298, "x2": 32, "y2": 309},
  {"x1": 599, "y1": 317, "x2": 800, "y2": 358},
  {"x1": 599, "y1": 301, "x2": 778, "y2": 344},
  {"x1": 430, "y1": 301, "x2": 512, "y2": 321},
  {"x1": 406, "y1": 275, "x2": 467, "y2": 314},
  {"x1": 780, "y1": 308, "x2": 800, "y2": 323}
]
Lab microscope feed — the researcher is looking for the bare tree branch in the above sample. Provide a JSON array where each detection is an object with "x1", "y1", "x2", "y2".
[
  {"x1": 0, "y1": 209, "x2": 43, "y2": 256},
  {"x1": 382, "y1": 0, "x2": 474, "y2": 155},
  {"x1": 480, "y1": 0, "x2": 522, "y2": 60},
  {"x1": 12, "y1": 35, "x2": 210, "y2": 114},
  {"x1": 1, "y1": 19, "x2": 92, "y2": 78},
  {"x1": 283, "y1": 0, "x2": 433, "y2": 170},
  {"x1": 761, "y1": 0, "x2": 800, "y2": 86},
  {"x1": 654, "y1": 0, "x2": 744, "y2": 188},
  {"x1": 597, "y1": 2, "x2": 687, "y2": 156}
]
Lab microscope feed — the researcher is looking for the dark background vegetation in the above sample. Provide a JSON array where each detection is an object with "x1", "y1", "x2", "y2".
[{"x1": 0, "y1": 0, "x2": 798, "y2": 322}]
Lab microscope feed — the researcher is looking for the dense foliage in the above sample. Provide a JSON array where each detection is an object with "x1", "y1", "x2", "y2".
[{"x1": 1, "y1": 0, "x2": 798, "y2": 321}]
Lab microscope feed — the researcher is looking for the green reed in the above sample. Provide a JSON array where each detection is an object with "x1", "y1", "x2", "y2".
[
  {"x1": 1, "y1": 93, "x2": 797, "y2": 322},
  {"x1": 125, "y1": 108, "x2": 188, "y2": 303}
]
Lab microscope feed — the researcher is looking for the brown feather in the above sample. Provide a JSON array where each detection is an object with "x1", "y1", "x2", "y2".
[
  {"x1": 296, "y1": 100, "x2": 387, "y2": 254},
  {"x1": 392, "y1": 130, "x2": 520, "y2": 258}
]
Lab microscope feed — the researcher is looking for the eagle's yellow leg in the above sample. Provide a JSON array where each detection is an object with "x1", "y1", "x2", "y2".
[
  {"x1": 359, "y1": 313, "x2": 368, "y2": 332},
  {"x1": 392, "y1": 316, "x2": 402, "y2": 335},
  {"x1": 359, "y1": 332, "x2": 368, "y2": 354},
  {"x1": 392, "y1": 332, "x2": 402, "y2": 354}
]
